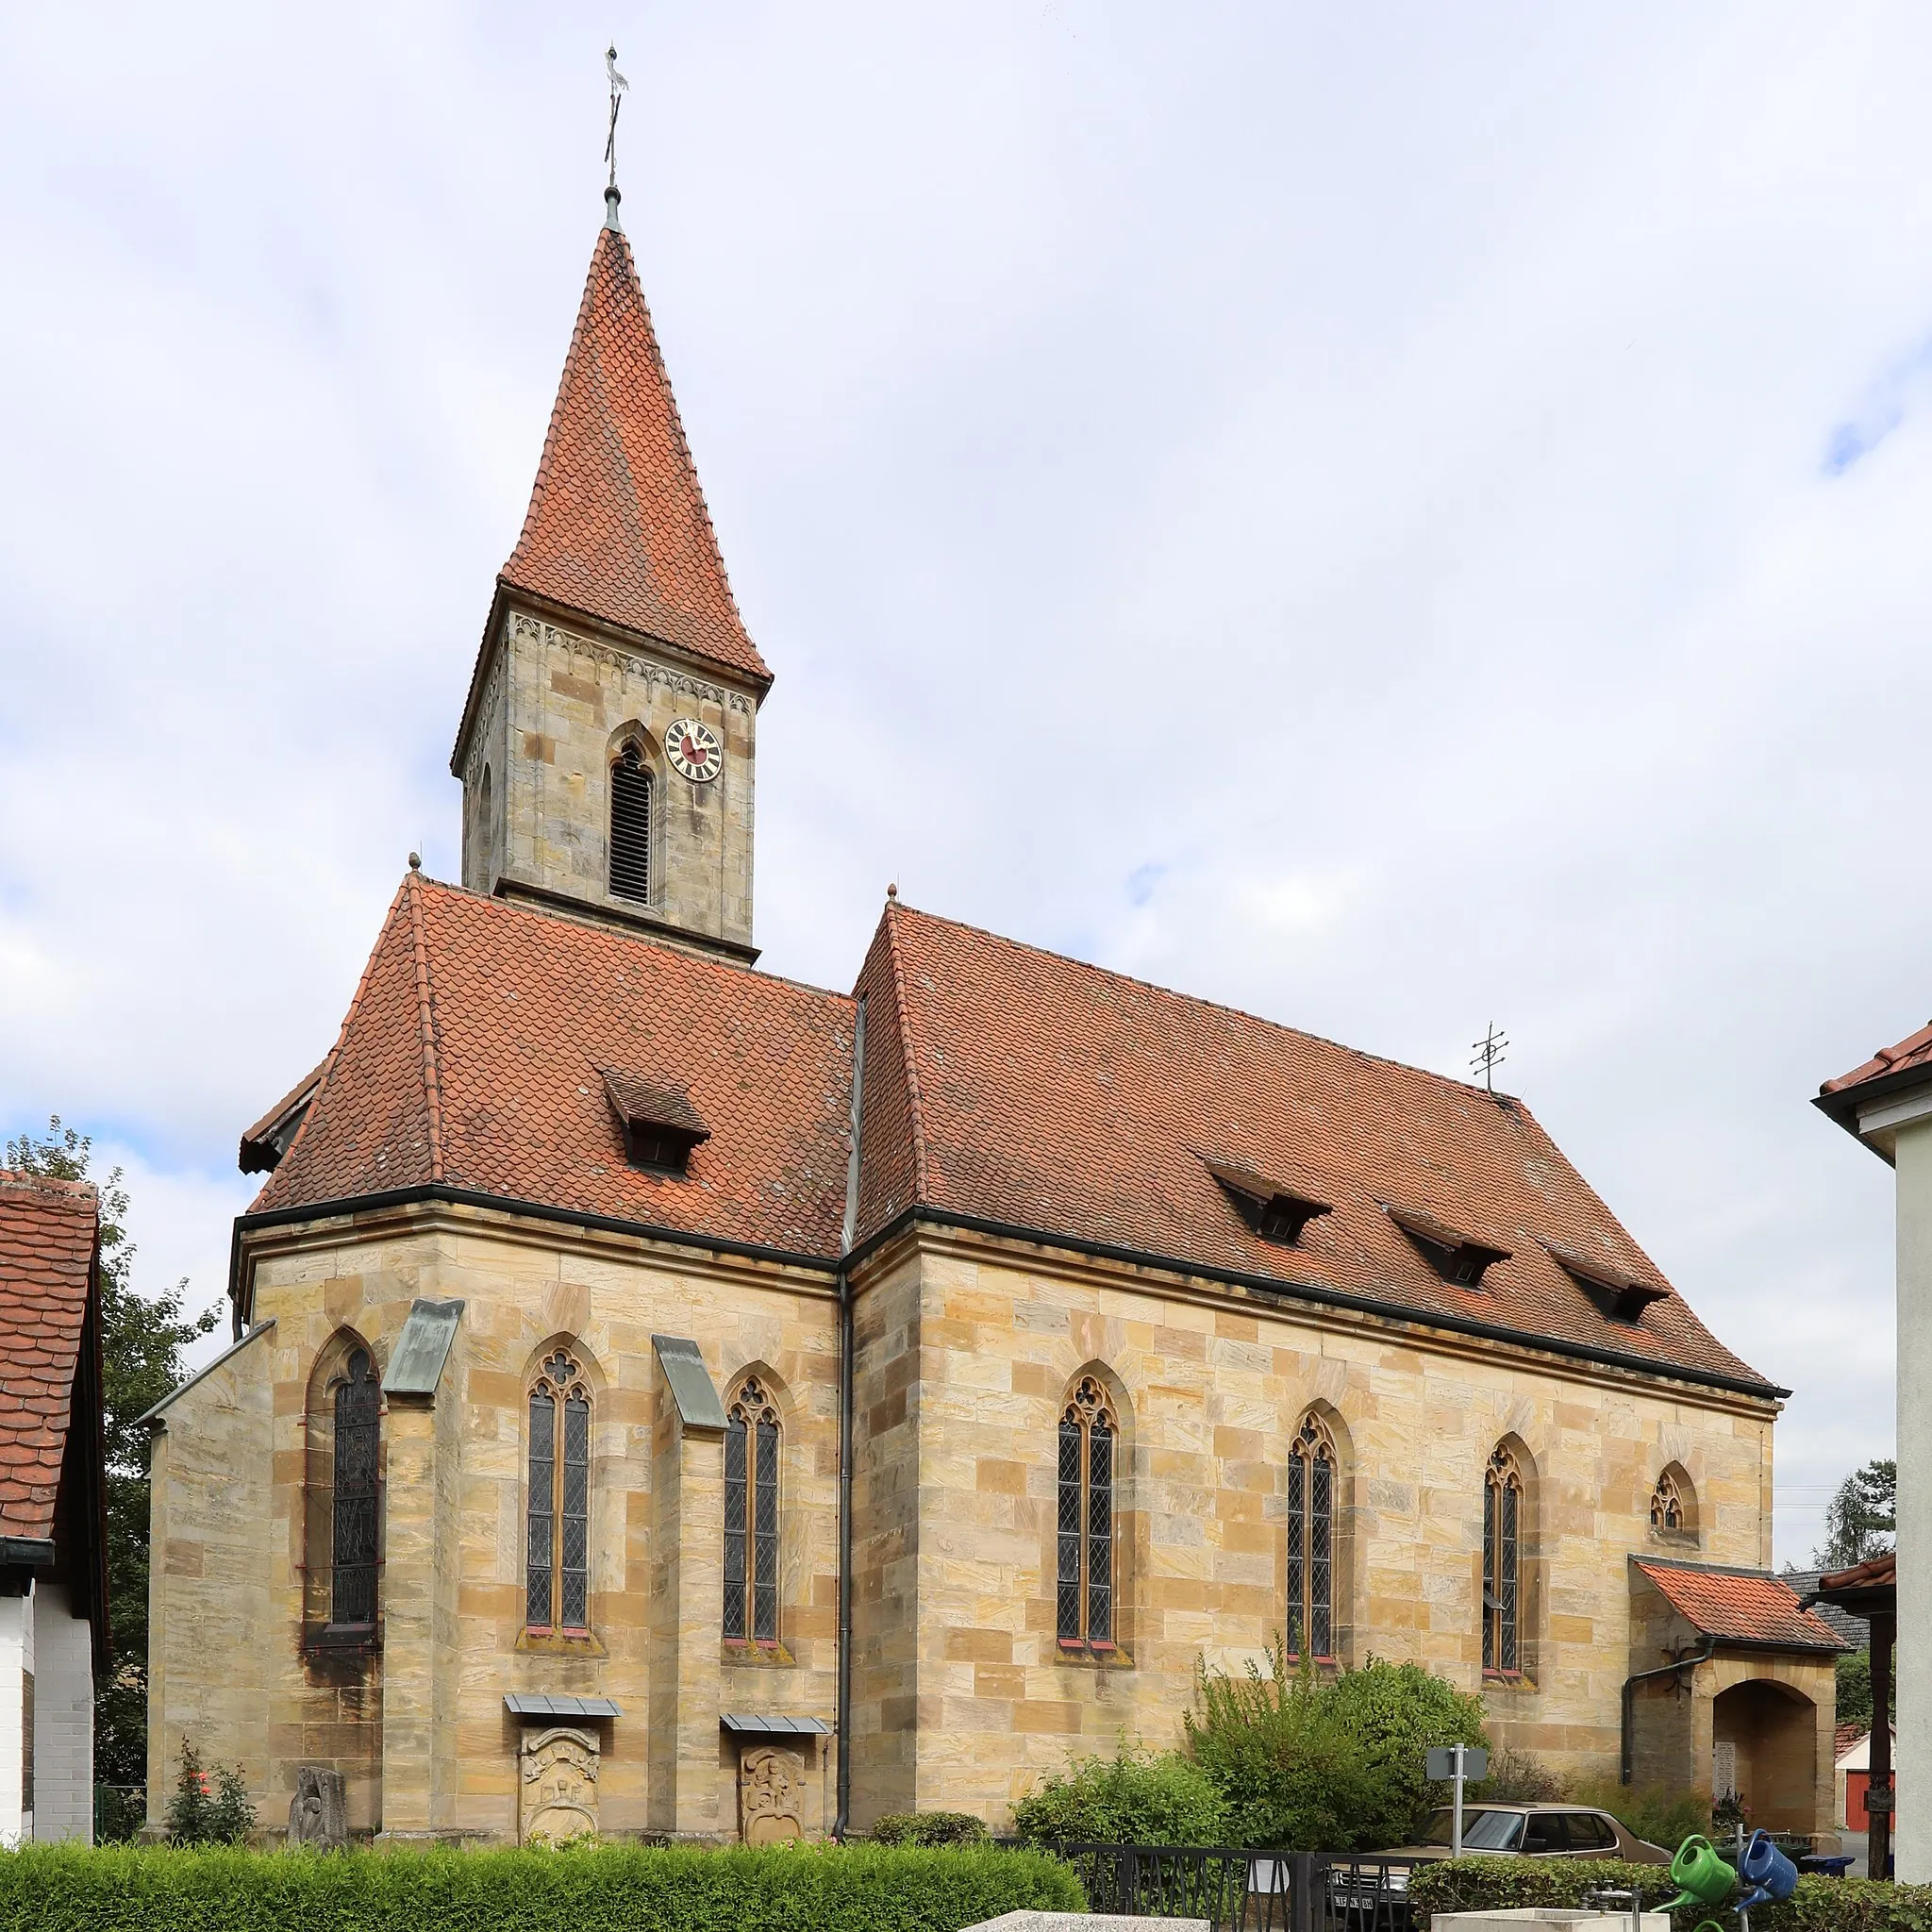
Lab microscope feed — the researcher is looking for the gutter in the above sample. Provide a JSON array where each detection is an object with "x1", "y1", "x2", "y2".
[
  {"x1": 1622, "y1": 1634, "x2": 1717, "y2": 1784},
  {"x1": 833, "y1": 997, "x2": 866, "y2": 1841},
  {"x1": 843, "y1": 1207, "x2": 1790, "y2": 1404}
]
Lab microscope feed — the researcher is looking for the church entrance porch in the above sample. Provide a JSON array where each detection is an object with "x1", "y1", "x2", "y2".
[{"x1": 1713, "y1": 1680, "x2": 1817, "y2": 1836}]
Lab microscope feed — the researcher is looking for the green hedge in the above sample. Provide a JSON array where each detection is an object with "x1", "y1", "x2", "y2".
[
  {"x1": 0, "y1": 1840, "x2": 1083, "y2": 1932},
  {"x1": 1407, "y1": 1855, "x2": 1932, "y2": 1930}
]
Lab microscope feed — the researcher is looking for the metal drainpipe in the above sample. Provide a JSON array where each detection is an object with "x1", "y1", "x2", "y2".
[
  {"x1": 833, "y1": 997, "x2": 866, "y2": 1840},
  {"x1": 1621, "y1": 1633, "x2": 1716, "y2": 1784}
]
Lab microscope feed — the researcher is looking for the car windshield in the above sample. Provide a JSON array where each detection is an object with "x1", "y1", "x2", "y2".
[{"x1": 1421, "y1": 1809, "x2": 1525, "y2": 1851}]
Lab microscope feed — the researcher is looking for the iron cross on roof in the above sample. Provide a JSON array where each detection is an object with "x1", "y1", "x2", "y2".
[
  {"x1": 1471, "y1": 1022, "x2": 1509, "y2": 1094},
  {"x1": 605, "y1": 45, "x2": 629, "y2": 191}
]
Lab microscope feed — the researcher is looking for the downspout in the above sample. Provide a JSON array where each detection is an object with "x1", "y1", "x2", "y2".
[
  {"x1": 1621, "y1": 1633, "x2": 1716, "y2": 1784},
  {"x1": 834, "y1": 996, "x2": 867, "y2": 1840}
]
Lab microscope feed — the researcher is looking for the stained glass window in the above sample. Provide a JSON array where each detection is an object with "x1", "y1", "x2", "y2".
[
  {"x1": 527, "y1": 1350, "x2": 591, "y2": 1633},
  {"x1": 1056, "y1": 1378, "x2": 1117, "y2": 1647},
  {"x1": 1286, "y1": 1412, "x2": 1337, "y2": 1660},
  {"x1": 331, "y1": 1348, "x2": 380, "y2": 1627},
  {"x1": 724, "y1": 1377, "x2": 781, "y2": 1644},
  {"x1": 1483, "y1": 1444, "x2": 1524, "y2": 1676}
]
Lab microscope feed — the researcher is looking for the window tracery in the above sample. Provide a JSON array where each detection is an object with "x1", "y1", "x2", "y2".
[
  {"x1": 1483, "y1": 1443, "x2": 1524, "y2": 1677},
  {"x1": 1650, "y1": 1465, "x2": 1691, "y2": 1534},
  {"x1": 1287, "y1": 1411, "x2": 1337, "y2": 1660},
  {"x1": 1057, "y1": 1377, "x2": 1116, "y2": 1648},
  {"x1": 724, "y1": 1376, "x2": 781, "y2": 1643},
  {"x1": 527, "y1": 1349, "x2": 591, "y2": 1633}
]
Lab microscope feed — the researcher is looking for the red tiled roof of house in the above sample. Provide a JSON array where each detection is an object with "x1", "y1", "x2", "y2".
[
  {"x1": 0, "y1": 1173, "x2": 98, "y2": 1541},
  {"x1": 853, "y1": 901, "x2": 1774, "y2": 1393},
  {"x1": 252, "y1": 874, "x2": 853, "y2": 1257},
  {"x1": 1823, "y1": 1024, "x2": 1932, "y2": 1101},
  {"x1": 1635, "y1": 1560, "x2": 1846, "y2": 1651},
  {"x1": 495, "y1": 221, "x2": 770, "y2": 689},
  {"x1": 1819, "y1": 1552, "x2": 1896, "y2": 1593},
  {"x1": 1837, "y1": 1722, "x2": 1867, "y2": 1758}
]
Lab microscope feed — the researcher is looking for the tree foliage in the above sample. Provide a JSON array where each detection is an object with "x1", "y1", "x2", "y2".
[
  {"x1": 4, "y1": 1119, "x2": 221, "y2": 1824},
  {"x1": 1838, "y1": 1647, "x2": 1874, "y2": 1730},
  {"x1": 1815, "y1": 1458, "x2": 1896, "y2": 1571}
]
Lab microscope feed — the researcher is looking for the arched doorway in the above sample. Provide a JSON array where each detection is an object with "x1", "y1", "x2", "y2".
[{"x1": 1713, "y1": 1679, "x2": 1818, "y2": 1834}]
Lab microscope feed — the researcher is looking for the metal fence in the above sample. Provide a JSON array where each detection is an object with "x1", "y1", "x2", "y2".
[{"x1": 1048, "y1": 1843, "x2": 1426, "y2": 1932}]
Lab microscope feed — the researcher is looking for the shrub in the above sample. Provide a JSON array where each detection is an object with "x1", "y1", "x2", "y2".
[
  {"x1": 1182, "y1": 1643, "x2": 1485, "y2": 1851},
  {"x1": 869, "y1": 1813, "x2": 990, "y2": 1847},
  {"x1": 1012, "y1": 1741, "x2": 1227, "y2": 1847},
  {"x1": 162, "y1": 1739, "x2": 255, "y2": 1847},
  {"x1": 1470, "y1": 1745, "x2": 1562, "y2": 1803},
  {"x1": 1564, "y1": 1773, "x2": 1708, "y2": 1852},
  {"x1": 1407, "y1": 1855, "x2": 1924, "y2": 1931},
  {"x1": 0, "y1": 1840, "x2": 1084, "y2": 1931}
]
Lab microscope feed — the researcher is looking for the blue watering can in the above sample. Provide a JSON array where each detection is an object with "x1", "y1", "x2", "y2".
[{"x1": 1736, "y1": 1829, "x2": 1798, "y2": 1911}]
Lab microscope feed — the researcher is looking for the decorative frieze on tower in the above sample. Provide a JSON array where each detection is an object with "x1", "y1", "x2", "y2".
[{"x1": 452, "y1": 189, "x2": 769, "y2": 963}]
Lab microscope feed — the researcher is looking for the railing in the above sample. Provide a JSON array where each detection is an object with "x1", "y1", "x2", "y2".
[{"x1": 1042, "y1": 1844, "x2": 1427, "y2": 1932}]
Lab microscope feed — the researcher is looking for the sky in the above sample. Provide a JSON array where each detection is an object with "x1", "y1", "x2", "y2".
[{"x1": 2, "y1": 2, "x2": 1927, "y2": 1566}]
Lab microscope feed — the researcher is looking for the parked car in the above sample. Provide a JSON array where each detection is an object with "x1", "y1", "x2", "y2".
[{"x1": 1400, "y1": 1802, "x2": 1672, "y2": 1865}]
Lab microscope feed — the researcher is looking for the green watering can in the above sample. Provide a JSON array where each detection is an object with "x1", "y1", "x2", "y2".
[{"x1": 1663, "y1": 1835, "x2": 1737, "y2": 1912}]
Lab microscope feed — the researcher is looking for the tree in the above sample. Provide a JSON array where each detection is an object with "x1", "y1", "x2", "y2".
[
  {"x1": 1814, "y1": 1459, "x2": 1896, "y2": 1572},
  {"x1": 5, "y1": 1119, "x2": 220, "y2": 1833}
]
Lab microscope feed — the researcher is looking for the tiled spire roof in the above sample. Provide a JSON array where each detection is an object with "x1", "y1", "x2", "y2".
[{"x1": 498, "y1": 218, "x2": 770, "y2": 688}]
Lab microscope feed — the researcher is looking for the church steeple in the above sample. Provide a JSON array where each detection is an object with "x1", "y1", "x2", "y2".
[{"x1": 451, "y1": 205, "x2": 765, "y2": 965}]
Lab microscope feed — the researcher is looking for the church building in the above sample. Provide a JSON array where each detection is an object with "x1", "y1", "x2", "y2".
[{"x1": 143, "y1": 182, "x2": 1841, "y2": 1846}]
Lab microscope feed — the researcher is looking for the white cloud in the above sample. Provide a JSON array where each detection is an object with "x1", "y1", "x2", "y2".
[{"x1": 2, "y1": 0, "x2": 1924, "y2": 1558}]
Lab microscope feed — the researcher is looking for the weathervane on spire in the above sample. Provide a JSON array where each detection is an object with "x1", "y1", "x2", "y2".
[{"x1": 603, "y1": 44, "x2": 629, "y2": 223}]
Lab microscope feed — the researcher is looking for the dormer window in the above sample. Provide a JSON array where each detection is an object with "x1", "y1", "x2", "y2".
[
  {"x1": 1199, "y1": 1156, "x2": 1332, "y2": 1247},
  {"x1": 601, "y1": 1069, "x2": 709, "y2": 1176},
  {"x1": 1385, "y1": 1204, "x2": 1511, "y2": 1288},
  {"x1": 1541, "y1": 1241, "x2": 1672, "y2": 1324}
]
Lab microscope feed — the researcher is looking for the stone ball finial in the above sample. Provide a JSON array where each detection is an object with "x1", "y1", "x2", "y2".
[
  {"x1": 408, "y1": 852, "x2": 422, "y2": 872},
  {"x1": 886, "y1": 882, "x2": 898, "y2": 901}
]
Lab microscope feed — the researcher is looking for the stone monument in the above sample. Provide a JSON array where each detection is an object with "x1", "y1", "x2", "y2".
[{"x1": 287, "y1": 1765, "x2": 348, "y2": 1848}]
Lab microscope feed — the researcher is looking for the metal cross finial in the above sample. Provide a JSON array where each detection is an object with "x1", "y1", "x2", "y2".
[
  {"x1": 1471, "y1": 1022, "x2": 1509, "y2": 1094},
  {"x1": 604, "y1": 45, "x2": 629, "y2": 192}
]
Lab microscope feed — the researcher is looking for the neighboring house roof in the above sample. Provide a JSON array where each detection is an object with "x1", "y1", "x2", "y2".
[
  {"x1": 241, "y1": 885, "x2": 1775, "y2": 1398},
  {"x1": 0, "y1": 1173, "x2": 99, "y2": 1542},
  {"x1": 1816, "y1": 1021, "x2": 1932, "y2": 1144},
  {"x1": 1836, "y1": 1723, "x2": 1892, "y2": 1771},
  {"x1": 1819, "y1": 1552, "x2": 1897, "y2": 1593},
  {"x1": 492, "y1": 220, "x2": 770, "y2": 690},
  {"x1": 1782, "y1": 1569, "x2": 1873, "y2": 1648},
  {"x1": 250, "y1": 873, "x2": 855, "y2": 1259},
  {"x1": 850, "y1": 900, "x2": 1774, "y2": 1395},
  {"x1": 1635, "y1": 1558, "x2": 1847, "y2": 1652}
]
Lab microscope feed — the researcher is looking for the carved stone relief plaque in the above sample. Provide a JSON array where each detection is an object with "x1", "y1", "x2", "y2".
[
  {"x1": 739, "y1": 1743, "x2": 806, "y2": 1843},
  {"x1": 519, "y1": 1725, "x2": 599, "y2": 1844}
]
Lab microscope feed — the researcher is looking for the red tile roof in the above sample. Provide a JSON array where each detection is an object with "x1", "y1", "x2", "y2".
[
  {"x1": 253, "y1": 874, "x2": 854, "y2": 1257},
  {"x1": 0, "y1": 1173, "x2": 98, "y2": 1541},
  {"x1": 247, "y1": 883, "x2": 1774, "y2": 1395},
  {"x1": 853, "y1": 901, "x2": 1773, "y2": 1393},
  {"x1": 496, "y1": 221, "x2": 770, "y2": 689},
  {"x1": 1818, "y1": 1552, "x2": 1896, "y2": 1593},
  {"x1": 1635, "y1": 1559, "x2": 1845, "y2": 1651}
]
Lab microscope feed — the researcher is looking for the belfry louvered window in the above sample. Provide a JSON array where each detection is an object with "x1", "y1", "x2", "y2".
[
  {"x1": 1057, "y1": 1377, "x2": 1116, "y2": 1648},
  {"x1": 724, "y1": 1377, "x2": 780, "y2": 1644},
  {"x1": 1482, "y1": 1443, "x2": 1523, "y2": 1676},
  {"x1": 1286, "y1": 1412, "x2": 1337, "y2": 1661},
  {"x1": 331, "y1": 1348, "x2": 380, "y2": 1627},
  {"x1": 609, "y1": 742, "x2": 653, "y2": 903},
  {"x1": 526, "y1": 1350, "x2": 591, "y2": 1633}
]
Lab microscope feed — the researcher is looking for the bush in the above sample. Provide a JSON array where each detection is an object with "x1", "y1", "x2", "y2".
[
  {"x1": 1470, "y1": 1746, "x2": 1562, "y2": 1803},
  {"x1": 1012, "y1": 1742, "x2": 1228, "y2": 1847},
  {"x1": 1407, "y1": 1855, "x2": 1925, "y2": 1931},
  {"x1": 1182, "y1": 1644, "x2": 1485, "y2": 1852},
  {"x1": 869, "y1": 1813, "x2": 989, "y2": 1847},
  {"x1": 1564, "y1": 1774, "x2": 1708, "y2": 1852},
  {"x1": 0, "y1": 1841, "x2": 1084, "y2": 1931},
  {"x1": 162, "y1": 1739, "x2": 255, "y2": 1847}
]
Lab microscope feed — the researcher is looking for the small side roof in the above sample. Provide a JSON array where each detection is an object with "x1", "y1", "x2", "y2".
[
  {"x1": 239, "y1": 1059, "x2": 328, "y2": 1174},
  {"x1": 1817, "y1": 1022, "x2": 1932, "y2": 1153},
  {"x1": 1634, "y1": 1557, "x2": 1847, "y2": 1653}
]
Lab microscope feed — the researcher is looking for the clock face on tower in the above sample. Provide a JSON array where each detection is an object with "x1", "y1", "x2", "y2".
[{"x1": 665, "y1": 719, "x2": 723, "y2": 784}]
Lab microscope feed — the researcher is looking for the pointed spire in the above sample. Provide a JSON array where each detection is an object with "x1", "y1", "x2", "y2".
[{"x1": 498, "y1": 220, "x2": 770, "y2": 688}]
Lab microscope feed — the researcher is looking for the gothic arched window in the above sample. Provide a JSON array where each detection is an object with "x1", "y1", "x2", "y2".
[
  {"x1": 527, "y1": 1349, "x2": 591, "y2": 1633},
  {"x1": 609, "y1": 742, "x2": 652, "y2": 903},
  {"x1": 1483, "y1": 1443, "x2": 1524, "y2": 1677},
  {"x1": 331, "y1": 1348, "x2": 381, "y2": 1628},
  {"x1": 1287, "y1": 1411, "x2": 1337, "y2": 1661},
  {"x1": 1650, "y1": 1464, "x2": 1696, "y2": 1538},
  {"x1": 1057, "y1": 1377, "x2": 1116, "y2": 1648},
  {"x1": 724, "y1": 1376, "x2": 780, "y2": 1644}
]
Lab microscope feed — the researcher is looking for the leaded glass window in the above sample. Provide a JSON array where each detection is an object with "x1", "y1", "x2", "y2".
[
  {"x1": 1056, "y1": 1377, "x2": 1117, "y2": 1648},
  {"x1": 1483, "y1": 1443, "x2": 1524, "y2": 1676},
  {"x1": 1286, "y1": 1411, "x2": 1336, "y2": 1660},
  {"x1": 526, "y1": 1350, "x2": 591, "y2": 1633},
  {"x1": 724, "y1": 1377, "x2": 781, "y2": 1644},
  {"x1": 331, "y1": 1348, "x2": 380, "y2": 1627}
]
